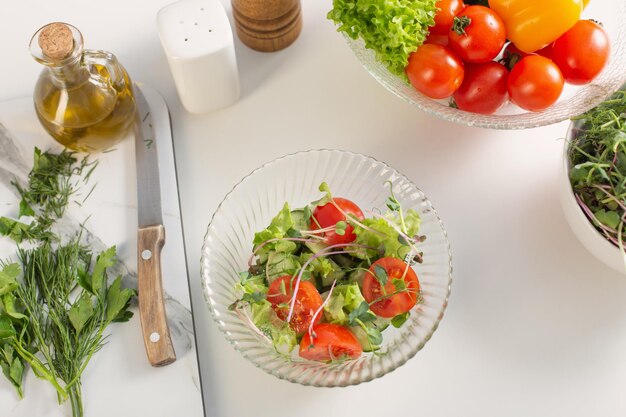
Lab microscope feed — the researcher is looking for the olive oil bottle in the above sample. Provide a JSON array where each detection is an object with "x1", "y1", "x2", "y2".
[{"x1": 30, "y1": 23, "x2": 135, "y2": 152}]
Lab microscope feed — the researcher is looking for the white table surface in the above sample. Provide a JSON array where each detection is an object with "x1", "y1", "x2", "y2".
[{"x1": 2, "y1": 1, "x2": 626, "y2": 416}]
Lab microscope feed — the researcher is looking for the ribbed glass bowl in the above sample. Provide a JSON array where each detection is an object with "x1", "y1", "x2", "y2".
[
  {"x1": 343, "y1": 1, "x2": 626, "y2": 129},
  {"x1": 200, "y1": 150, "x2": 452, "y2": 386}
]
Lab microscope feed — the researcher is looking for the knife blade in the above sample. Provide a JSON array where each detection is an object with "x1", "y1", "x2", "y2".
[{"x1": 134, "y1": 83, "x2": 176, "y2": 367}]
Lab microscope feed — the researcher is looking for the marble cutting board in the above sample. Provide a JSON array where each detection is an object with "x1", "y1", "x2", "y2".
[{"x1": 0, "y1": 85, "x2": 205, "y2": 417}]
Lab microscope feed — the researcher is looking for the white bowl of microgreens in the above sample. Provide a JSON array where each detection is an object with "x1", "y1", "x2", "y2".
[
  {"x1": 561, "y1": 87, "x2": 626, "y2": 273},
  {"x1": 200, "y1": 150, "x2": 452, "y2": 386}
]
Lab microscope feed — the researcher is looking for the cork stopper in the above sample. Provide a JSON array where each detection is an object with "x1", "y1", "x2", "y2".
[{"x1": 38, "y1": 23, "x2": 74, "y2": 60}]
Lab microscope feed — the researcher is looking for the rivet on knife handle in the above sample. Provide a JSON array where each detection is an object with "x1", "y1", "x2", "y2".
[{"x1": 137, "y1": 224, "x2": 176, "y2": 366}]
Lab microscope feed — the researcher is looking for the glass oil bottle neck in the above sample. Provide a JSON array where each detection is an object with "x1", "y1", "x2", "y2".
[{"x1": 46, "y1": 55, "x2": 89, "y2": 88}]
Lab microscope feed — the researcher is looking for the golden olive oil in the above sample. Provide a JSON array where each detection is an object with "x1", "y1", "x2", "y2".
[{"x1": 31, "y1": 23, "x2": 135, "y2": 153}]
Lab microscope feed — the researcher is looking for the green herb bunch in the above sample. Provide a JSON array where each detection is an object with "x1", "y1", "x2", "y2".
[
  {"x1": 569, "y1": 88, "x2": 626, "y2": 253},
  {"x1": 0, "y1": 148, "x2": 135, "y2": 417},
  {"x1": 0, "y1": 148, "x2": 97, "y2": 243}
]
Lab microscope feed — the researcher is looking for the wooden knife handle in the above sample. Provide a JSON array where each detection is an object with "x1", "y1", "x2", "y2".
[{"x1": 137, "y1": 224, "x2": 176, "y2": 367}]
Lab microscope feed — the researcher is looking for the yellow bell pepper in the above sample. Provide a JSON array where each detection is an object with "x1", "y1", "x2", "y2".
[{"x1": 489, "y1": 0, "x2": 584, "y2": 53}]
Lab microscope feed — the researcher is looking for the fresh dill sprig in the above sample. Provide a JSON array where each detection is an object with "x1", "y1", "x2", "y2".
[{"x1": 2, "y1": 147, "x2": 97, "y2": 243}]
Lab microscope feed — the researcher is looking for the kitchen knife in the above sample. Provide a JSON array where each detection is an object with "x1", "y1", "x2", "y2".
[{"x1": 133, "y1": 84, "x2": 176, "y2": 367}]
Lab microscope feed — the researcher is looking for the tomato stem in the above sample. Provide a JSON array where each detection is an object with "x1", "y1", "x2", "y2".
[{"x1": 452, "y1": 16, "x2": 471, "y2": 36}]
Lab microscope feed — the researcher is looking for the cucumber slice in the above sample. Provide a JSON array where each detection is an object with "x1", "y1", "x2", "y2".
[
  {"x1": 372, "y1": 317, "x2": 390, "y2": 332},
  {"x1": 349, "y1": 325, "x2": 378, "y2": 352},
  {"x1": 266, "y1": 252, "x2": 300, "y2": 284},
  {"x1": 304, "y1": 240, "x2": 328, "y2": 254},
  {"x1": 348, "y1": 269, "x2": 367, "y2": 286},
  {"x1": 331, "y1": 253, "x2": 355, "y2": 268},
  {"x1": 301, "y1": 240, "x2": 346, "y2": 287},
  {"x1": 290, "y1": 209, "x2": 309, "y2": 231}
]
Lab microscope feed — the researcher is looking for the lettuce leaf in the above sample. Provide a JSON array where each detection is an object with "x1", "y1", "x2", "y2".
[
  {"x1": 234, "y1": 273, "x2": 268, "y2": 296},
  {"x1": 299, "y1": 252, "x2": 335, "y2": 278},
  {"x1": 251, "y1": 301, "x2": 297, "y2": 355},
  {"x1": 323, "y1": 283, "x2": 366, "y2": 325},
  {"x1": 252, "y1": 203, "x2": 299, "y2": 264},
  {"x1": 327, "y1": 0, "x2": 437, "y2": 79},
  {"x1": 253, "y1": 203, "x2": 294, "y2": 245},
  {"x1": 353, "y1": 209, "x2": 421, "y2": 259}
]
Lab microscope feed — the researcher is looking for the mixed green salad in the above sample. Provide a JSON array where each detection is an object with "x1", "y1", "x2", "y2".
[{"x1": 230, "y1": 182, "x2": 426, "y2": 362}]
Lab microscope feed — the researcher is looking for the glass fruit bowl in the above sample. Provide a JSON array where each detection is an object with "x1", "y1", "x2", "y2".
[
  {"x1": 200, "y1": 150, "x2": 452, "y2": 386},
  {"x1": 343, "y1": 1, "x2": 626, "y2": 130}
]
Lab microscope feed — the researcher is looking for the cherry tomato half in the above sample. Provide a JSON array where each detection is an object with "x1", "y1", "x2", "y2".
[
  {"x1": 430, "y1": 0, "x2": 466, "y2": 36},
  {"x1": 267, "y1": 275, "x2": 323, "y2": 334},
  {"x1": 406, "y1": 44, "x2": 465, "y2": 99},
  {"x1": 362, "y1": 257, "x2": 420, "y2": 318},
  {"x1": 550, "y1": 20, "x2": 610, "y2": 85},
  {"x1": 507, "y1": 55, "x2": 564, "y2": 112},
  {"x1": 448, "y1": 5, "x2": 506, "y2": 64},
  {"x1": 299, "y1": 323, "x2": 363, "y2": 361},
  {"x1": 453, "y1": 61, "x2": 509, "y2": 114}
]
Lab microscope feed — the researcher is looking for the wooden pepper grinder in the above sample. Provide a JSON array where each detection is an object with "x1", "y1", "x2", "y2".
[{"x1": 231, "y1": 0, "x2": 302, "y2": 52}]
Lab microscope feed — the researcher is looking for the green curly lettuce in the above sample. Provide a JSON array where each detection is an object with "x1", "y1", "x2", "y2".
[
  {"x1": 251, "y1": 301, "x2": 297, "y2": 355},
  {"x1": 323, "y1": 283, "x2": 367, "y2": 324},
  {"x1": 352, "y1": 209, "x2": 421, "y2": 259},
  {"x1": 327, "y1": 0, "x2": 437, "y2": 79}
]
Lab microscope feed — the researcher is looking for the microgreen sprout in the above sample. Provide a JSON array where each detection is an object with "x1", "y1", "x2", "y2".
[
  {"x1": 307, "y1": 279, "x2": 337, "y2": 342},
  {"x1": 347, "y1": 301, "x2": 381, "y2": 349},
  {"x1": 335, "y1": 221, "x2": 347, "y2": 236},
  {"x1": 385, "y1": 181, "x2": 407, "y2": 233},
  {"x1": 391, "y1": 312, "x2": 410, "y2": 328}
]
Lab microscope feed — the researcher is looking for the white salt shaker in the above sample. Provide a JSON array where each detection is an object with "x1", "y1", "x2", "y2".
[{"x1": 157, "y1": 0, "x2": 240, "y2": 114}]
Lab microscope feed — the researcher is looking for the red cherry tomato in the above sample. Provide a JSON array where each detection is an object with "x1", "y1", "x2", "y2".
[
  {"x1": 425, "y1": 32, "x2": 449, "y2": 47},
  {"x1": 550, "y1": 20, "x2": 610, "y2": 85},
  {"x1": 362, "y1": 257, "x2": 420, "y2": 318},
  {"x1": 311, "y1": 198, "x2": 364, "y2": 246},
  {"x1": 299, "y1": 323, "x2": 363, "y2": 361},
  {"x1": 535, "y1": 43, "x2": 554, "y2": 61},
  {"x1": 453, "y1": 61, "x2": 509, "y2": 114},
  {"x1": 507, "y1": 55, "x2": 564, "y2": 112},
  {"x1": 430, "y1": 0, "x2": 466, "y2": 36},
  {"x1": 267, "y1": 275, "x2": 323, "y2": 334},
  {"x1": 448, "y1": 5, "x2": 506, "y2": 64},
  {"x1": 406, "y1": 44, "x2": 465, "y2": 99}
]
